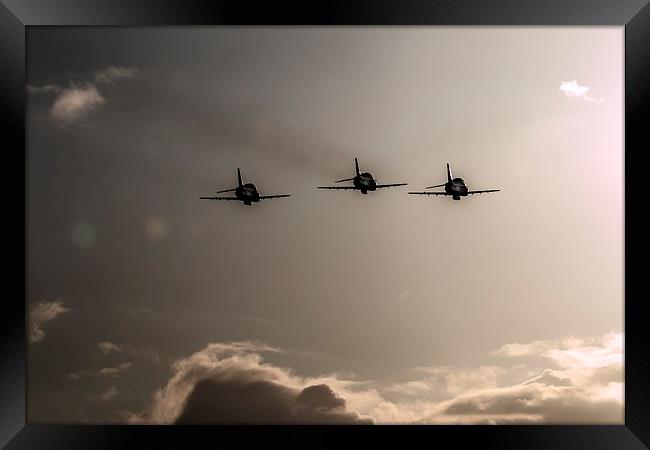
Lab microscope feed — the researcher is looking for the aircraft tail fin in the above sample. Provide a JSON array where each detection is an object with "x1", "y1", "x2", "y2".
[
  {"x1": 447, "y1": 163, "x2": 453, "y2": 182},
  {"x1": 237, "y1": 168, "x2": 243, "y2": 187},
  {"x1": 355, "y1": 158, "x2": 360, "y2": 176}
]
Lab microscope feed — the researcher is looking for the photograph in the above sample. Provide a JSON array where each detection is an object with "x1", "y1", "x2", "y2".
[{"x1": 25, "y1": 26, "x2": 625, "y2": 426}]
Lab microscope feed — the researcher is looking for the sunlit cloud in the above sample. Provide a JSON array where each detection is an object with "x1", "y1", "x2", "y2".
[
  {"x1": 559, "y1": 80, "x2": 604, "y2": 103},
  {"x1": 70, "y1": 362, "x2": 133, "y2": 380},
  {"x1": 68, "y1": 369, "x2": 93, "y2": 381},
  {"x1": 491, "y1": 330, "x2": 622, "y2": 370},
  {"x1": 27, "y1": 65, "x2": 141, "y2": 126},
  {"x1": 50, "y1": 85, "x2": 105, "y2": 124},
  {"x1": 26, "y1": 84, "x2": 62, "y2": 95},
  {"x1": 99, "y1": 362, "x2": 133, "y2": 377},
  {"x1": 100, "y1": 386, "x2": 118, "y2": 401},
  {"x1": 28, "y1": 300, "x2": 69, "y2": 343},
  {"x1": 125, "y1": 331, "x2": 622, "y2": 424},
  {"x1": 97, "y1": 341, "x2": 160, "y2": 363},
  {"x1": 98, "y1": 342, "x2": 122, "y2": 355},
  {"x1": 94, "y1": 66, "x2": 141, "y2": 84}
]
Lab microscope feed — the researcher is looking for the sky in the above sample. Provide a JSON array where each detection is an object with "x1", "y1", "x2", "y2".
[{"x1": 27, "y1": 27, "x2": 623, "y2": 424}]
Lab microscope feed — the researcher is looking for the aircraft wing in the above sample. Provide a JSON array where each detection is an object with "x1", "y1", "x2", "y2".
[
  {"x1": 375, "y1": 183, "x2": 408, "y2": 189},
  {"x1": 467, "y1": 189, "x2": 500, "y2": 195},
  {"x1": 199, "y1": 196, "x2": 240, "y2": 201},
  {"x1": 317, "y1": 186, "x2": 358, "y2": 190},
  {"x1": 407, "y1": 191, "x2": 451, "y2": 196},
  {"x1": 259, "y1": 194, "x2": 291, "y2": 200}
]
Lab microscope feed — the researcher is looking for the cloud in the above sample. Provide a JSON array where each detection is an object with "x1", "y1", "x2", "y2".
[
  {"x1": 491, "y1": 330, "x2": 622, "y2": 370},
  {"x1": 71, "y1": 362, "x2": 133, "y2": 380},
  {"x1": 26, "y1": 84, "x2": 62, "y2": 95},
  {"x1": 434, "y1": 380, "x2": 622, "y2": 424},
  {"x1": 28, "y1": 300, "x2": 69, "y2": 343},
  {"x1": 28, "y1": 66, "x2": 140, "y2": 126},
  {"x1": 99, "y1": 362, "x2": 133, "y2": 377},
  {"x1": 380, "y1": 365, "x2": 505, "y2": 415},
  {"x1": 94, "y1": 66, "x2": 141, "y2": 84},
  {"x1": 127, "y1": 341, "x2": 371, "y2": 424},
  {"x1": 97, "y1": 341, "x2": 160, "y2": 363},
  {"x1": 68, "y1": 369, "x2": 93, "y2": 380},
  {"x1": 50, "y1": 85, "x2": 105, "y2": 124},
  {"x1": 416, "y1": 331, "x2": 624, "y2": 424},
  {"x1": 346, "y1": 330, "x2": 621, "y2": 424},
  {"x1": 98, "y1": 342, "x2": 122, "y2": 355},
  {"x1": 100, "y1": 386, "x2": 118, "y2": 401},
  {"x1": 524, "y1": 369, "x2": 572, "y2": 387},
  {"x1": 128, "y1": 306, "x2": 153, "y2": 316},
  {"x1": 124, "y1": 331, "x2": 622, "y2": 424},
  {"x1": 176, "y1": 380, "x2": 370, "y2": 424},
  {"x1": 559, "y1": 80, "x2": 604, "y2": 103}
]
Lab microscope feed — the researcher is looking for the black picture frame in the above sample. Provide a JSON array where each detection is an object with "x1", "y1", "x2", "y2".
[{"x1": 2, "y1": 1, "x2": 648, "y2": 448}]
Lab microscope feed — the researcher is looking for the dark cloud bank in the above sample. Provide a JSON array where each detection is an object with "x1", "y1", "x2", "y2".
[{"x1": 176, "y1": 381, "x2": 370, "y2": 424}]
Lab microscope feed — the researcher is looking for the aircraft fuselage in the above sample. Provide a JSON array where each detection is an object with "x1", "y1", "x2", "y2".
[
  {"x1": 354, "y1": 172, "x2": 377, "y2": 194},
  {"x1": 445, "y1": 178, "x2": 469, "y2": 200},
  {"x1": 236, "y1": 183, "x2": 260, "y2": 205}
]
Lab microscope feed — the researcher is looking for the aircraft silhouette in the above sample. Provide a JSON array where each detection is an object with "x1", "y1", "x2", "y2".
[
  {"x1": 408, "y1": 163, "x2": 500, "y2": 200},
  {"x1": 317, "y1": 158, "x2": 407, "y2": 194},
  {"x1": 199, "y1": 168, "x2": 291, "y2": 206}
]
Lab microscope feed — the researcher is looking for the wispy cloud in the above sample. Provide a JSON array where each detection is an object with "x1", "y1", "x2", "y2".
[
  {"x1": 128, "y1": 306, "x2": 153, "y2": 316},
  {"x1": 27, "y1": 65, "x2": 140, "y2": 126},
  {"x1": 28, "y1": 300, "x2": 69, "y2": 343},
  {"x1": 97, "y1": 341, "x2": 160, "y2": 363},
  {"x1": 70, "y1": 362, "x2": 133, "y2": 380},
  {"x1": 98, "y1": 362, "x2": 133, "y2": 377},
  {"x1": 98, "y1": 342, "x2": 122, "y2": 355},
  {"x1": 491, "y1": 330, "x2": 622, "y2": 369},
  {"x1": 26, "y1": 84, "x2": 62, "y2": 95},
  {"x1": 94, "y1": 66, "x2": 141, "y2": 84},
  {"x1": 99, "y1": 386, "x2": 118, "y2": 401},
  {"x1": 68, "y1": 369, "x2": 93, "y2": 380},
  {"x1": 559, "y1": 80, "x2": 604, "y2": 103}
]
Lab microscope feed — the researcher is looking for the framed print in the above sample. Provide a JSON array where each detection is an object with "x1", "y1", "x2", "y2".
[{"x1": 2, "y1": 0, "x2": 649, "y2": 448}]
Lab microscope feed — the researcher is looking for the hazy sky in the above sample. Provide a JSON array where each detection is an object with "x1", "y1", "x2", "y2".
[{"x1": 27, "y1": 27, "x2": 623, "y2": 424}]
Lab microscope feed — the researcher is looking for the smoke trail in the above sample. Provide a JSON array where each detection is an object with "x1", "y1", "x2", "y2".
[{"x1": 100, "y1": 76, "x2": 356, "y2": 185}]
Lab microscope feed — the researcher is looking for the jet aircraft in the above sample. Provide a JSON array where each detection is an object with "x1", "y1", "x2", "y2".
[
  {"x1": 408, "y1": 163, "x2": 500, "y2": 200},
  {"x1": 317, "y1": 158, "x2": 407, "y2": 194},
  {"x1": 199, "y1": 168, "x2": 290, "y2": 205}
]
